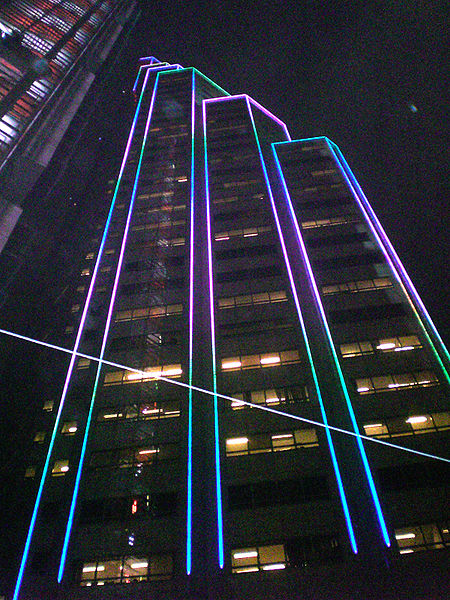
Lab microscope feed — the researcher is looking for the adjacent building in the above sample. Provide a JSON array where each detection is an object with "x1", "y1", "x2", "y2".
[
  {"x1": 10, "y1": 58, "x2": 450, "y2": 600},
  {"x1": 0, "y1": 0, "x2": 138, "y2": 255}
]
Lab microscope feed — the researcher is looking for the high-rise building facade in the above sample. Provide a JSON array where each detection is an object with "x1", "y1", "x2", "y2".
[
  {"x1": 0, "y1": 0, "x2": 138, "y2": 254},
  {"x1": 10, "y1": 58, "x2": 449, "y2": 600}
]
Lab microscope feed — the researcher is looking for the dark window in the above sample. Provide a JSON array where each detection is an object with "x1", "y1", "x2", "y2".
[
  {"x1": 217, "y1": 265, "x2": 280, "y2": 283},
  {"x1": 330, "y1": 303, "x2": 406, "y2": 324},
  {"x1": 314, "y1": 250, "x2": 383, "y2": 270}
]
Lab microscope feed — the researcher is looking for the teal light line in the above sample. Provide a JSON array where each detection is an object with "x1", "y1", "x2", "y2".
[
  {"x1": 1, "y1": 327, "x2": 448, "y2": 464},
  {"x1": 273, "y1": 139, "x2": 391, "y2": 548},
  {"x1": 12, "y1": 61, "x2": 149, "y2": 600},
  {"x1": 327, "y1": 140, "x2": 450, "y2": 384},
  {"x1": 243, "y1": 97, "x2": 357, "y2": 553}
]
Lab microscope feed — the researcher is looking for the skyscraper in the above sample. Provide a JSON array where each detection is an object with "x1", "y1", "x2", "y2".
[
  {"x1": 9, "y1": 58, "x2": 449, "y2": 600},
  {"x1": 0, "y1": 0, "x2": 139, "y2": 255}
]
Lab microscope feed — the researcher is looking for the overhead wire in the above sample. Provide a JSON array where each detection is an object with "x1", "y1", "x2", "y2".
[{"x1": 0, "y1": 326, "x2": 448, "y2": 465}]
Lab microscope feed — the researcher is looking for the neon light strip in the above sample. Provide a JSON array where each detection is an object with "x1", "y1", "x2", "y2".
[
  {"x1": 241, "y1": 98, "x2": 357, "y2": 553},
  {"x1": 327, "y1": 139, "x2": 450, "y2": 382},
  {"x1": 12, "y1": 64, "x2": 150, "y2": 600},
  {"x1": 272, "y1": 140, "x2": 391, "y2": 548},
  {"x1": 186, "y1": 69, "x2": 196, "y2": 577},
  {"x1": 202, "y1": 99, "x2": 225, "y2": 568},
  {"x1": 58, "y1": 69, "x2": 157, "y2": 582},
  {"x1": 1, "y1": 327, "x2": 447, "y2": 464},
  {"x1": 204, "y1": 94, "x2": 290, "y2": 139}
]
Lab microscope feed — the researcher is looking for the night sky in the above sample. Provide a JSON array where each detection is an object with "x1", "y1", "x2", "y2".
[{"x1": 129, "y1": 1, "x2": 448, "y2": 344}]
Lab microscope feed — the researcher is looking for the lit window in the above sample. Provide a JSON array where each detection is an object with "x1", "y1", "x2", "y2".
[
  {"x1": 43, "y1": 400, "x2": 54, "y2": 412},
  {"x1": 80, "y1": 554, "x2": 172, "y2": 585},
  {"x1": 394, "y1": 523, "x2": 449, "y2": 554},
  {"x1": 115, "y1": 303, "x2": 183, "y2": 322},
  {"x1": 61, "y1": 421, "x2": 78, "y2": 435},
  {"x1": 215, "y1": 225, "x2": 271, "y2": 241},
  {"x1": 71, "y1": 304, "x2": 80, "y2": 313},
  {"x1": 232, "y1": 544, "x2": 286, "y2": 573},
  {"x1": 322, "y1": 277, "x2": 392, "y2": 295},
  {"x1": 25, "y1": 467, "x2": 36, "y2": 479},
  {"x1": 230, "y1": 385, "x2": 309, "y2": 410},
  {"x1": 221, "y1": 350, "x2": 300, "y2": 372},
  {"x1": 363, "y1": 411, "x2": 450, "y2": 438},
  {"x1": 65, "y1": 326, "x2": 74, "y2": 334},
  {"x1": 226, "y1": 428, "x2": 318, "y2": 456},
  {"x1": 77, "y1": 358, "x2": 91, "y2": 370},
  {"x1": 219, "y1": 290, "x2": 287, "y2": 308},
  {"x1": 81, "y1": 268, "x2": 90, "y2": 277},
  {"x1": 85, "y1": 252, "x2": 95, "y2": 260},
  {"x1": 103, "y1": 364, "x2": 182, "y2": 386},
  {"x1": 52, "y1": 460, "x2": 69, "y2": 476},
  {"x1": 356, "y1": 370, "x2": 439, "y2": 394},
  {"x1": 301, "y1": 215, "x2": 359, "y2": 229},
  {"x1": 33, "y1": 431, "x2": 46, "y2": 444},
  {"x1": 341, "y1": 334, "x2": 422, "y2": 358}
]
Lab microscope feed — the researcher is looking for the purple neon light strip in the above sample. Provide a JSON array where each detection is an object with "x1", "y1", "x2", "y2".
[
  {"x1": 58, "y1": 69, "x2": 158, "y2": 581},
  {"x1": 327, "y1": 140, "x2": 450, "y2": 381},
  {"x1": 202, "y1": 98, "x2": 225, "y2": 568},
  {"x1": 186, "y1": 68, "x2": 196, "y2": 576},
  {"x1": 272, "y1": 140, "x2": 390, "y2": 547},
  {"x1": 242, "y1": 97, "x2": 357, "y2": 553},
  {"x1": 204, "y1": 94, "x2": 291, "y2": 140},
  {"x1": 12, "y1": 65, "x2": 150, "y2": 600}
]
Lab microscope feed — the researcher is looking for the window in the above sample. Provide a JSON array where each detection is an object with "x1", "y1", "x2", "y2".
[
  {"x1": 322, "y1": 277, "x2": 392, "y2": 295},
  {"x1": 115, "y1": 303, "x2": 183, "y2": 322},
  {"x1": 71, "y1": 304, "x2": 80, "y2": 313},
  {"x1": 80, "y1": 268, "x2": 90, "y2": 277},
  {"x1": 217, "y1": 264, "x2": 279, "y2": 283},
  {"x1": 218, "y1": 290, "x2": 287, "y2": 309},
  {"x1": 98, "y1": 400, "x2": 181, "y2": 422},
  {"x1": 340, "y1": 335, "x2": 421, "y2": 358},
  {"x1": 225, "y1": 428, "x2": 318, "y2": 456},
  {"x1": 33, "y1": 431, "x2": 46, "y2": 444},
  {"x1": 61, "y1": 421, "x2": 78, "y2": 435},
  {"x1": 80, "y1": 554, "x2": 173, "y2": 585},
  {"x1": 356, "y1": 370, "x2": 439, "y2": 394},
  {"x1": 363, "y1": 411, "x2": 449, "y2": 438},
  {"x1": 221, "y1": 350, "x2": 300, "y2": 372},
  {"x1": 228, "y1": 476, "x2": 329, "y2": 510},
  {"x1": 394, "y1": 523, "x2": 449, "y2": 554},
  {"x1": 232, "y1": 544, "x2": 286, "y2": 573},
  {"x1": 25, "y1": 467, "x2": 36, "y2": 479},
  {"x1": 301, "y1": 215, "x2": 359, "y2": 229},
  {"x1": 103, "y1": 364, "x2": 182, "y2": 386},
  {"x1": 77, "y1": 358, "x2": 91, "y2": 370},
  {"x1": 85, "y1": 252, "x2": 95, "y2": 260},
  {"x1": 89, "y1": 444, "x2": 178, "y2": 470},
  {"x1": 330, "y1": 302, "x2": 407, "y2": 324},
  {"x1": 42, "y1": 400, "x2": 54, "y2": 412},
  {"x1": 215, "y1": 225, "x2": 271, "y2": 241},
  {"x1": 229, "y1": 385, "x2": 309, "y2": 410},
  {"x1": 52, "y1": 460, "x2": 69, "y2": 476}
]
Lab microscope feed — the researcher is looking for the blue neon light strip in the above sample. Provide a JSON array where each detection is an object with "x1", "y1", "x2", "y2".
[
  {"x1": 186, "y1": 68, "x2": 196, "y2": 576},
  {"x1": 202, "y1": 99, "x2": 225, "y2": 569},
  {"x1": 239, "y1": 97, "x2": 357, "y2": 553},
  {"x1": 327, "y1": 140, "x2": 450, "y2": 382},
  {"x1": 272, "y1": 139, "x2": 390, "y2": 548},
  {"x1": 12, "y1": 67, "x2": 150, "y2": 600},
  {"x1": 57, "y1": 69, "x2": 158, "y2": 582}
]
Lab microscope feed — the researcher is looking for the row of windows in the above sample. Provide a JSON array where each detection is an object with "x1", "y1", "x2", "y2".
[
  {"x1": 97, "y1": 400, "x2": 181, "y2": 422},
  {"x1": 230, "y1": 385, "x2": 310, "y2": 409},
  {"x1": 330, "y1": 302, "x2": 406, "y2": 324},
  {"x1": 89, "y1": 444, "x2": 179, "y2": 469},
  {"x1": 307, "y1": 231, "x2": 369, "y2": 249},
  {"x1": 218, "y1": 290, "x2": 287, "y2": 309},
  {"x1": 80, "y1": 555, "x2": 172, "y2": 585},
  {"x1": 221, "y1": 350, "x2": 300, "y2": 371},
  {"x1": 217, "y1": 265, "x2": 279, "y2": 283},
  {"x1": 232, "y1": 535, "x2": 341, "y2": 574},
  {"x1": 108, "y1": 332, "x2": 179, "y2": 353},
  {"x1": 215, "y1": 225, "x2": 271, "y2": 241},
  {"x1": 340, "y1": 335, "x2": 421, "y2": 358},
  {"x1": 120, "y1": 279, "x2": 184, "y2": 295},
  {"x1": 301, "y1": 215, "x2": 359, "y2": 229},
  {"x1": 33, "y1": 421, "x2": 77, "y2": 444},
  {"x1": 322, "y1": 277, "x2": 392, "y2": 295},
  {"x1": 114, "y1": 303, "x2": 183, "y2": 322},
  {"x1": 314, "y1": 250, "x2": 383, "y2": 270},
  {"x1": 103, "y1": 365, "x2": 182, "y2": 386},
  {"x1": 225, "y1": 428, "x2": 318, "y2": 456},
  {"x1": 215, "y1": 243, "x2": 276, "y2": 261},
  {"x1": 228, "y1": 476, "x2": 329, "y2": 510},
  {"x1": 131, "y1": 219, "x2": 185, "y2": 232},
  {"x1": 363, "y1": 411, "x2": 449, "y2": 438},
  {"x1": 356, "y1": 370, "x2": 438, "y2": 394},
  {"x1": 395, "y1": 522, "x2": 449, "y2": 554}
]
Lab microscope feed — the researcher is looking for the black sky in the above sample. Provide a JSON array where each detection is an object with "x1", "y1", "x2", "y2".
[{"x1": 129, "y1": 0, "x2": 448, "y2": 344}]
